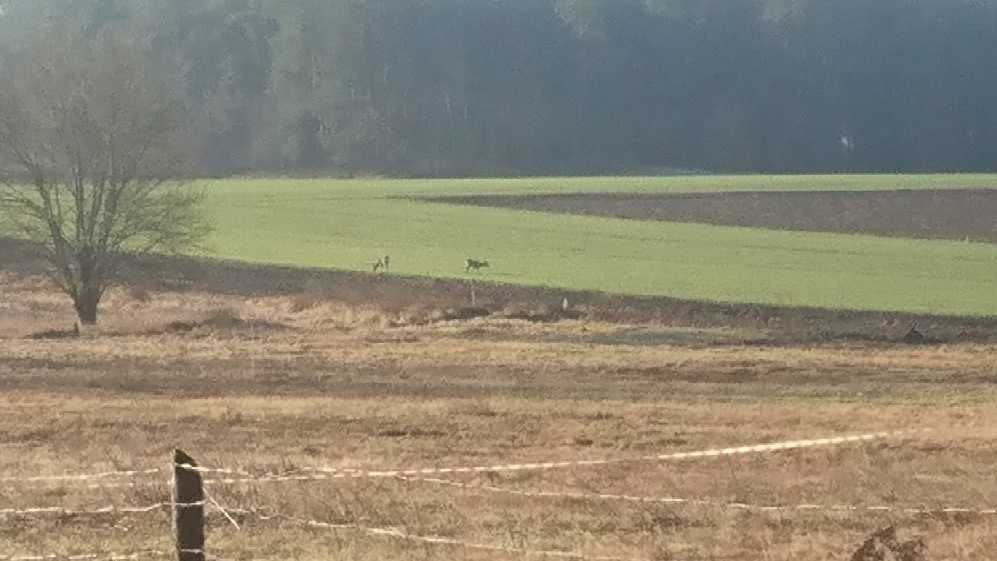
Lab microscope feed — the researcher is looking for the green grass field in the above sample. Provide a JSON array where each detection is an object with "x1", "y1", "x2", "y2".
[{"x1": 199, "y1": 174, "x2": 997, "y2": 316}]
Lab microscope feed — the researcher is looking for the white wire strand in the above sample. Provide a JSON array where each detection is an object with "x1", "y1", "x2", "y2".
[
  {"x1": 0, "y1": 469, "x2": 162, "y2": 484},
  {"x1": 196, "y1": 430, "x2": 914, "y2": 485},
  {"x1": 0, "y1": 550, "x2": 170, "y2": 561},
  {"x1": 262, "y1": 510, "x2": 645, "y2": 561},
  {"x1": 0, "y1": 502, "x2": 204, "y2": 518},
  {"x1": 392, "y1": 475, "x2": 997, "y2": 516}
]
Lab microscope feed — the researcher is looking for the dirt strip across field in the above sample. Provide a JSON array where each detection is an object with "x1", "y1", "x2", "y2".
[{"x1": 430, "y1": 189, "x2": 997, "y2": 243}]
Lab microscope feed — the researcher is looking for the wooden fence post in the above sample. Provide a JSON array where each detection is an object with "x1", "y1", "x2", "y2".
[{"x1": 173, "y1": 449, "x2": 205, "y2": 561}]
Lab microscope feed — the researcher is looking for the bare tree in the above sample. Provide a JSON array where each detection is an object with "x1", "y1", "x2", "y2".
[{"x1": 0, "y1": 27, "x2": 208, "y2": 325}]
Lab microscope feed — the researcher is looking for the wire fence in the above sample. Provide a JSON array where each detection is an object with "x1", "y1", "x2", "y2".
[{"x1": 2, "y1": 428, "x2": 989, "y2": 561}]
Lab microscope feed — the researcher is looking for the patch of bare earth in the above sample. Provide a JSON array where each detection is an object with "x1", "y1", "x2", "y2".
[
  {"x1": 432, "y1": 189, "x2": 997, "y2": 243},
  {"x1": 0, "y1": 258, "x2": 995, "y2": 560}
]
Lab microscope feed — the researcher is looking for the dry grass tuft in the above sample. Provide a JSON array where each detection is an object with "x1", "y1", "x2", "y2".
[
  {"x1": 850, "y1": 526, "x2": 928, "y2": 561},
  {"x1": 125, "y1": 283, "x2": 153, "y2": 303}
]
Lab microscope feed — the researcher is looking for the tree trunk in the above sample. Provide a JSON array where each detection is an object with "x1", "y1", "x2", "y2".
[{"x1": 74, "y1": 289, "x2": 100, "y2": 325}]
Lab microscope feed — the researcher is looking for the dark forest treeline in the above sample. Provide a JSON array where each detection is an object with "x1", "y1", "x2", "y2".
[{"x1": 1, "y1": 0, "x2": 996, "y2": 177}]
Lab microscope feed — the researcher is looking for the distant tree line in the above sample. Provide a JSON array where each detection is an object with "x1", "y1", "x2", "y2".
[{"x1": 1, "y1": 0, "x2": 995, "y2": 177}]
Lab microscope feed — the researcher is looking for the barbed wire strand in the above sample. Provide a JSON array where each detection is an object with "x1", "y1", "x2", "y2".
[
  {"x1": 392, "y1": 475, "x2": 997, "y2": 516},
  {"x1": 0, "y1": 550, "x2": 171, "y2": 561},
  {"x1": 0, "y1": 502, "x2": 204, "y2": 518},
  {"x1": 196, "y1": 430, "x2": 915, "y2": 485},
  {"x1": 0, "y1": 430, "x2": 920, "y2": 489},
  {"x1": 0, "y1": 470, "x2": 162, "y2": 484},
  {"x1": 260, "y1": 510, "x2": 645, "y2": 561}
]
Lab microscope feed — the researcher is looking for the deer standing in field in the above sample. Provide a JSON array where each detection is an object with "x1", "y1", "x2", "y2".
[
  {"x1": 372, "y1": 255, "x2": 391, "y2": 274},
  {"x1": 465, "y1": 258, "x2": 489, "y2": 272}
]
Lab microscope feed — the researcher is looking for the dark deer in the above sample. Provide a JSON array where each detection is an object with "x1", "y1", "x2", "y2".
[{"x1": 465, "y1": 259, "x2": 489, "y2": 272}]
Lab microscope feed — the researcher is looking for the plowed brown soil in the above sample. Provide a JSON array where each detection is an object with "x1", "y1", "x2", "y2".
[{"x1": 433, "y1": 189, "x2": 997, "y2": 243}]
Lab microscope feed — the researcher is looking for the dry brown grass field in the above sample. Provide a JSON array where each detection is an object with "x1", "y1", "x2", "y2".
[{"x1": 1, "y1": 262, "x2": 996, "y2": 560}]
